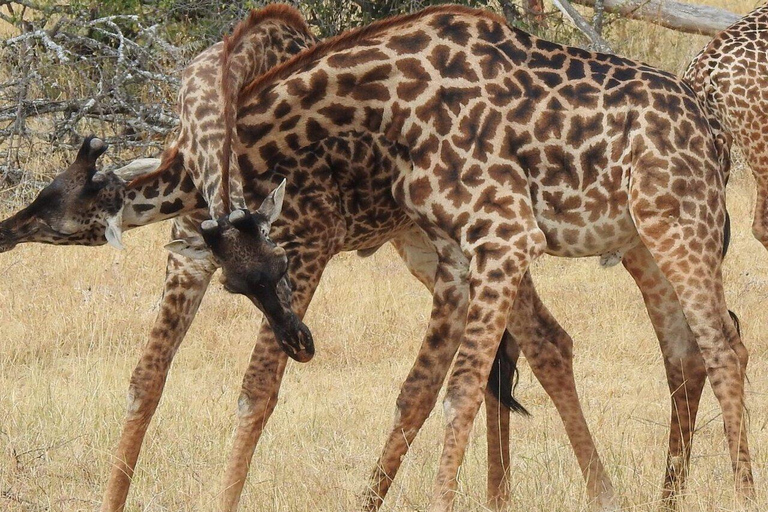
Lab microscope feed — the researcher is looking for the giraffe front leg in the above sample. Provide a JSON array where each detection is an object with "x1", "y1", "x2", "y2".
[
  {"x1": 219, "y1": 322, "x2": 289, "y2": 512},
  {"x1": 220, "y1": 250, "x2": 330, "y2": 512},
  {"x1": 485, "y1": 386, "x2": 511, "y2": 510},
  {"x1": 362, "y1": 253, "x2": 469, "y2": 511},
  {"x1": 508, "y1": 272, "x2": 617, "y2": 511},
  {"x1": 101, "y1": 239, "x2": 215, "y2": 511},
  {"x1": 621, "y1": 244, "x2": 707, "y2": 509},
  {"x1": 485, "y1": 331, "x2": 521, "y2": 510},
  {"x1": 751, "y1": 175, "x2": 768, "y2": 250}
]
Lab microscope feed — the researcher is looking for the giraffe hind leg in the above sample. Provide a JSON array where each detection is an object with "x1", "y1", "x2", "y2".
[
  {"x1": 621, "y1": 244, "x2": 707, "y2": 509},
  {"x1": 630, "y1": 174, "x2": 754, "y2": 502},
  {"x1": 507, "y1": 272, "x2": 617, "y2": 511}
]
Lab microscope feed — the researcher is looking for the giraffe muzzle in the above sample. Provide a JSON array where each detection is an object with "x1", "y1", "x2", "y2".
[
  {"x1": 0, "y1": 210, "x2": 35, "y2": 253},
  {"x1": 271, "y1": 315, "x2": 315, "y2": 363}
]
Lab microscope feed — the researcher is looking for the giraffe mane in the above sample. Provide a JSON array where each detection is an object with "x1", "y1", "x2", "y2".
[
  {"x1": 239, "y1": 5, "x2": 506, "y2": 102},
  {"x1": 127, "y1": 146, "x2": 181, "y2": 188},
  {"x1": 237, "y1": 3, "x2": 312, "y2": 39},
  {"x1": 221, "y1": 33, "x2": 234, "y2": 214},
  {"x1": 220, "y1": 4, "x2": 313, "y2": 212}
]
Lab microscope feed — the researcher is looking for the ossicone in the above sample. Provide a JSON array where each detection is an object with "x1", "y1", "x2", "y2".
[{"x1": 77, "y1": 135, "x2": 108, "y2": 163}]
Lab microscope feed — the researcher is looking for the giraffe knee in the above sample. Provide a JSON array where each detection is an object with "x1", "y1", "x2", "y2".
[
  {"x1": 394, "y1": 390, "x2": 436, "y2": 427},
  {"x1": 126, "y1": 387, "x2": 140, "y2": 415},
  {"x1": 237, "y1": 393, "x2": 256, "y2": 418},
  {"x1": 443, "y1": 397, "x2": 458, "y2": 425},
  {"x1": 125, "y1": 382, "x2": 161, "y2": 418}
]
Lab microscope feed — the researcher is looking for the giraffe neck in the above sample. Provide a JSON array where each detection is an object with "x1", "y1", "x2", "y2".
[
  {"x1": 220, "y1": 5, "x2": 515, "y2": 216},
  {"x1": 119, "y1": 156, "x2": 206, "y2": 229},
  {"x1": 177, "y1": 7, "x2": 318, "y2": 216}
]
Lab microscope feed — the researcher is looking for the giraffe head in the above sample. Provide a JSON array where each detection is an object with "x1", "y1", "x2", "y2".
[
  {"x1": 0, "y1": 136, "x2": 151, "y2": 253},
  {"x1": 166, "y1": 181, "x2": 314, "y2": 362}
]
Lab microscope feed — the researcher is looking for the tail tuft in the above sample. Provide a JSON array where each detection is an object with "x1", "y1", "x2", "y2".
[
  {"x1": 722, "y1": 210, "x2": 731, "y2": 257},
  {"x1": 487, "y1": 331, "x2": 530, "y2": 416},
  {"x1": 728, "y1": 309, "x2": 741, "y2": 337}
]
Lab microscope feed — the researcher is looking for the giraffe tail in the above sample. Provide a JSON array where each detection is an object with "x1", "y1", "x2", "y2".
[
  {"x1": 487, "y1": 331, "x2": 530, "y2": 416},
  {"x1": 722, "y1": 210, "x2": 732, "y2": 257},
  {"x1": 728, "y1": 309, "x2": 741, "y2": 337}
]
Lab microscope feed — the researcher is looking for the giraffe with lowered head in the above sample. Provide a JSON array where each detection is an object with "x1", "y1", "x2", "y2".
[
  {"x1": 197, "y1": 5, "x2": 750, "y2": 511},
  {"x1": 0, "y1": 6, "x2": 527, "y2": 510}
]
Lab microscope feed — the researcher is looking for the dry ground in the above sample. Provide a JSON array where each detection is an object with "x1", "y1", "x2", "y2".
[{"x1": 2, "y1": 1, "x2": 768, "y2": 511}]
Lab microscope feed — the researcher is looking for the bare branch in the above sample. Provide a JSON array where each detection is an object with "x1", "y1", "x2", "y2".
[
  {"x1": 551, "y1": 0, "x2": 613, "y2": 53},
  {"x1": 571, "y1": 0, "x2": 740, "y2": 36}
]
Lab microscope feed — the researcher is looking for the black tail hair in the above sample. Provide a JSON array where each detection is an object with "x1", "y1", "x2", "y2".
[
  {"x1": 487, "y1": 331, "x2": 530, "y2": 416},
  {"x1": 728, "y1": 309, "x2": 741, "y2": 337},
  {"x1": 722, "y1": 210, "x2": 731, "y2": 257}
]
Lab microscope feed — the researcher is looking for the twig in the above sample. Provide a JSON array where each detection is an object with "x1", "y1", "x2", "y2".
[
  {"x1": 593, "y1": 0, "x2": 606, "y2": 35},
  {"x1": 552, "y1": 0, "x2": 613, "y2": 53}
]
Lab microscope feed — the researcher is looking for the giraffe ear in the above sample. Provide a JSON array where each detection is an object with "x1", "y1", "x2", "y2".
[
  {"x1": 165, "y1": 238, "x2": 212, "y2": 260},
  {"x1": 113, "y1": 158, "x2": 162, "y2": 182},
  {"x1": 257, "y1": 179, "x2": 286, "y2": 225}
]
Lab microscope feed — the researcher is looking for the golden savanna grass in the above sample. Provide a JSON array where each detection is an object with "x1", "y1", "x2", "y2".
[{"x1": 2, "y1": 1, "x2": 768, "y2": 510}]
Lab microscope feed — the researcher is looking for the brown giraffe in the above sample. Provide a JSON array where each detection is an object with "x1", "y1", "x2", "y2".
[
  {"x1": 0, "y1": 5, "x2": 753, "y2": 511},
  {"x1": 197, "y1": 5, "x2": 750, "y2": 511},
  {"x1": 684, "y1": 4, "x2": 768, "y2": 250},
  {"x1": 0, "y1": 7, "x2": 526, "y2": 510}
]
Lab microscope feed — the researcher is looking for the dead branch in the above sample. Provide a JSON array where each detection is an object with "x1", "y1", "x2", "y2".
[
  {"x1": 0, "y1": 7, "x2": 185, "y2": 189},
  {"x1": 552, "y1": 0, "x2": 613, "y2": 53},
  {"x1": 571, "y1": 0, "x2": 741, "y2": 36}
]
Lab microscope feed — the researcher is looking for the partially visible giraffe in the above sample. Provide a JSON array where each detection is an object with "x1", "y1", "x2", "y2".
[
  {"x1": 198, "y1": 5, "x2": 751, "y2": 511},
  {"x1": 0, "y1": 7, "x2": 527, "y2": 510},
  {"x1": 684, "y1": 4, "x2": 768, "y2": 249}
]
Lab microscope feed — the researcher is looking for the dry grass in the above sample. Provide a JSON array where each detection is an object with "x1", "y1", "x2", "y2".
[
  {"x1": 2, "y1": 1, "x2": 768, "y2": 511},
  {"x1": 2, "y1": 166, "x2": 766, "y2": 512}
]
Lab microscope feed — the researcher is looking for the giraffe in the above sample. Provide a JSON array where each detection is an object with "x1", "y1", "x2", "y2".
[
  {"x1": 194, "y1": 5, "x2": 751, "y2": 511},
  {"x1": 684, "y1": 4, "x2": 768, "y2": 250},
  {"x1": 0, "y1": 7, "x2": 527, "y2": 510},
  {"x1": 0, "y1": 4, "x2": 753, "y2": 511}
]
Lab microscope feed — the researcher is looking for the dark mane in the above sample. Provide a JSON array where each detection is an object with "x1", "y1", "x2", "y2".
[
  {"x1": 220, "y1": 4, "x2": 312, "y2": 212},
  {"x1": 239, "y1": 5, "x2": 506, "y2": 102},
  {"x1": 128, "y1": 146, "x2": 181, "y2": 188},
  {"x1": 221, "y1": 33, "x2": 234, "y2": 214}
]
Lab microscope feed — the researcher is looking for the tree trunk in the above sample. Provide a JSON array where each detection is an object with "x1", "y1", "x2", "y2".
[{"x1": 571, "y1": 0, "x2": 741, "y2": 36}]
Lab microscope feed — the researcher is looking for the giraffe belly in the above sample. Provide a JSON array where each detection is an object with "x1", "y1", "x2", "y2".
[{"x1": 535, "y1": 208, "x2": 639, "y2": 258}]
